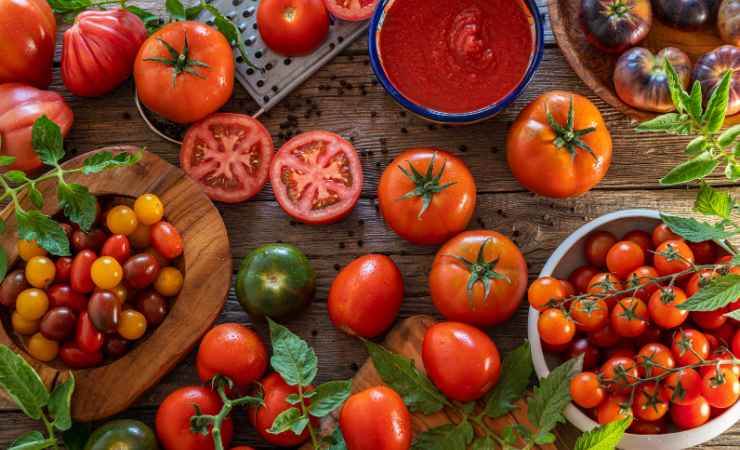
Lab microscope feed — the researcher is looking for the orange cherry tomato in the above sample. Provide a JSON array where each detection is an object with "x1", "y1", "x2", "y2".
[
  {"x1": 654, "y1": 240, "x2": 695, "y2": 276},
  {"x1": 648, "y1": 286, "x2": 689, "y2": 329},
  {"x1": 570, "y1": 371, "x2": 605, "y2": 408}
]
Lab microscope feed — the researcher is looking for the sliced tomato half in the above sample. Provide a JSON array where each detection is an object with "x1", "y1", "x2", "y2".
[
  {"x1": 180, "y1": 113, "x2": 274, "y2": 203},
  {"x1": 270, "y1": 130, "x2": 363, "y2": 224},
  {"x1": 323, "y1": 0, "x2": 378, "y2": 21}
]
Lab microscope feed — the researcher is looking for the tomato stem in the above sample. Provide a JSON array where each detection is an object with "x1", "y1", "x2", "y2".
[
  {"x1": 143, "y1": 33, "x2": 211, "y2": 86},
  {"x1": 446, "y1": 239, "x2": 511, "y2": 306},
  {"x1": 546, "y1": 96, "x2": 598, "y2": 161},
  {"x1": 397, "y1": 152, "x2": 457, "y2": 218}
]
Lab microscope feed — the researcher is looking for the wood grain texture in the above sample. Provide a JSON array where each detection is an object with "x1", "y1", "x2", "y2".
[{"x1": 0, "y1": 149, "x2": 232, "y2": 421}]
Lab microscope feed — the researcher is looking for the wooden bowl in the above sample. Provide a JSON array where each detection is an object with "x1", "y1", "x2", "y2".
[
  {"x1": 549, "y1": 0, "x2": 740, "y2": 125},
  {"x1": 0, "y1": 147, "x2": 232, "y2": 421}
]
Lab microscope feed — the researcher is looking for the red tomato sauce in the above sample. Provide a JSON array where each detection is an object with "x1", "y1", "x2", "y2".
[{"x1": 378, "y1": 0, "x2": 535, "y2": 114}]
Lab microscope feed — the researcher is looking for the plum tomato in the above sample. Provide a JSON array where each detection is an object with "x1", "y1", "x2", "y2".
[
  {"x1": 672, "y1": 328, "x2": 710, "y2": 366},
  {"x1": 377, "y1": 148, "x2": 476, "y2": 245},
  {"x1": 636, "y1": 342, "x2": 675, "y2": 377},
  {"x1": 606, "y1": 240, "x2": 645, "y2": 279},
  {"x1": 597, "y1": 394, "x2": 633, "y2": 424},
  {"x1": 270, "y1": 131, "x2": 363, "y2": 224},
  {"x1": 101, "y1": 235, "x2": 132, "y2": 264},
  {"x1": 701, "y1": 367, "x2": 740, "y2": 409},
  {"x1": 12, "y1": 311, "x2": 38, "y2": 335},
  {"x1": 569, "y1": 265, "x2": 600, "y2": 294},
  {"x1": 156, "y1": 386, "x2": 233, "y2": 450},
  {"x1": 662, "y1": 368, "x2": 702, "y2": 405},
  {"x1": 117, "y1": 309, "x2": 147, "y2": 340},
  {"x1": 429, "y1": 230, "x2": 527, "y2": 326},
  {"x1": 329, "y1": 254, "x2": 403, "y2": 338},
  {"x1": 72, "y1": 228, "x2": 107, "y2": 253},
  {"x1": 694, "y1": 46, "x2": 740, "y2": 116},
  {"x1": 16, "y1": 288, "x2": 49, "y2": 321},
  {"x1": 719, "y1": 0, "x2": 740, "y2": 45},
  {"x1": 154, "y1": 267, "x2": 184, "y2": 297},
  {"x1": 59, "y1": 342, "x2": 103, "y2": 369},
  {"x1": 135, "y1": 290, "x2": 169, "y2": 326},
  {"x1": 25, "y1": 256, "x2": 56, "y2": 288},
  {"x1": 422, "y1": 322, "x2": 501, "y2": 402},
  {"x1": 85, "y1": 419, "x2": 158, "y2": 450},
  {"x1": 71, "y1": 250, "x2": 97, "y2": 293},
  {"x1": 600, "y1": 356, "x2": 638, "y2": 393},
  {"x1": 196, "y1": 323, "x2": 268, "y2": 390},
  {"x1": 76, "y1": 311, "x2": 104, "y2": 354},
  {"x1": 507, "y1": 91, "x2": 612, "y2": 198},
  {"x1": 528, "y1": 276, "x2": 567, "y2": 311},
  {"x1": 48, "y1": 284, "x2": 88, "y2": 313},
  {"x1": 17, "y1": 239, "x2": 46, "y2": 261},
  {"x1": 180, "y1": 113, "x2": 274, "y2": 203},
  {"x1": 688, "y1": 240, "x2": 718, "y2": 265},
  {"x1": 324, "y1": 0, "x2": 378, "y2": 21},
  {"x1": 570, "y1": 297, "x2": 609, "y2": 332},
  {"x1": 124, "y1": 253, "x2": 161, "y2": 289},
  {"x1": 538, "y1": 308, "x2": 576, "y2": 346},
  {"x1": 585, "y1": 231, "x2": 617, "y2": 268},
  {"x1": 614, "y1": 47, "x2": 691, "y2": 112},
  {"x1": 135, "y1": 21, "x2": 234, "y2": 124},
  {"x1": 670, "y1": 396, "x2": 711, "y2": 430},
  {"x1": 0, "y1": 269, "x2": 29, "y2": 308},
  {"x1": 91, "y1": 256, "x2": 124, "y2": 290},
  {"x1": 653, "y1": 0, "x2": 717, "y2": 29},
  {"x1": 611, "y1": 297, "x2": 648, "y2": 338},
  {"x1": 150, "y1": 221, "x2": 183, "y2": 259},
  {"x1": 654, "y1": 240, "x2": 695, "y2": 276},
  {"x1": 55, "y1": 257, "x2": 73, "y2": 283},
  {"x1": 648, "y1": 286, "x2": 689, "y2": 329},
  {"x1": 0, "y1": 0, "x2": 56, "y2": 88},
  {"x1": 580, "y1": 0, "x2": 651, "y2": 53},
  {"x1": 40, "y1": 307, "x2": 76, "y2": 341},
  {"x1": 257, "y1": 0, "x2": 329, "y2": 56},
  {"x1": 569, "y1": 337, "x2": 601, "y2": 370},
  {"x1": 27, "y1": 332, "x2": 58, "y2": 361},
  {"x1": 625, "y1": 266, "x2": 659, "y2": 301},
  {"x1": 133, "y1": 193, "x2": 164, "y2": 225},
  {"x1": 88, "y1": 290, "x2": 121, "y2": 333},
  {"x1": 339, "y1": 386, "x2": 412, "y2": 450},
  {"x1": 633, "y1": 383, "x2": 669, "y2": 421},
  {"x1": 570, "y1": 371, "x2": 605, "y2": 408},
  {"x1": 107, "y1": 205, "x2": 138, "y2": 236},
  {"x1": 248, "y1": 373, "x2": 315, "y2": 447},
  {"x1": 652, "y1": 223, "x2": 682, "y2": 246}
]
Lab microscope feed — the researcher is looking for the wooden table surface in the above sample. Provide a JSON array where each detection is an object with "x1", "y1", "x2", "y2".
[{"x1": 1, "y1": 1, "x2": 739, "y2": 448}]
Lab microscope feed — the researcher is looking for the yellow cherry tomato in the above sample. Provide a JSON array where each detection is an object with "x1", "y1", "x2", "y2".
[
  {"x1": 16, "y1": 288, "x2": 49, "y2": 321},
  {"x1": 117, "y1": 309, "x2": 147, "y2": 340},
  {"x1": 27, "y1": 333, "x2": 59, "y2": 362},
  {"x1": 17, "y1": 240, "x2": 46, "y2": 261},
  {"x1": 154, "y1": 267, "x2": 184, "y2": 297},
  {"x1": 106, "y1": 205, "x2": 138, "y2": 235},
  {"x1": 25, "y1": 256, "x2": 56, "y2": 288},
  {"x1": 129, "y1": 223, "x2": 151, "y2": 249},
  {"x1": 12, "y1": 311, "x2": 39, "y2": 335},
  {"x1": 91, "y1": 256, "x2": 123, "y2": 289},
  {"x1": 134, "y1": 193, "x2": 164, "y2": 225}
]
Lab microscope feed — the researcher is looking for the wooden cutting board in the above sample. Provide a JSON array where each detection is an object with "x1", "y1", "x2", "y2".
[{"x1": 303, "y1": 315, "x2": 565, "y2": 449}]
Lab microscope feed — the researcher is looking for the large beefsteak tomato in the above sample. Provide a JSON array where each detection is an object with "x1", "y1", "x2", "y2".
[{"x1": 0, "y1": 0, "x2": 56, "y2": 88}]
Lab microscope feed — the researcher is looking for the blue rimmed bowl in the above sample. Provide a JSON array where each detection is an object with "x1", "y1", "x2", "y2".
[{"x1": 368, "y1": 0, "x2": 545, "y2": 125}]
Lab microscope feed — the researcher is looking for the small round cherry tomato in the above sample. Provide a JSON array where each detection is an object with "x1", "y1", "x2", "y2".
[
  {"x1": 25, "y1": 256, "x2": 55, "y2": 288},
  {"x1": 633, "y1": 383, "x2": 668, "y2": 421},
  {"x1": 701, "y1": 367, "x2": 740, "y2": 409},
  {"x1": 585, "y1": 230, "x2": 617, "y2": 268},
  {"x1": 652, "y1": 223, "x2": 682, "y2": 246},
  {"x1": 570, "y1": 297, "x2": 608, "y2": 332},
  {"x1": 71, "y1": 228, "x2": 107, "y2": 253},
  {"x1": 685, "y1": 269, "x2": 718, "y2": 297},
  {"x1": 538, "y1": 308, "x2": 576, "y2": 346},
  {"x1": 611, "y1": 297, "x2": 648, "y2": 338},
  {"x1": 568, "y1": 337, "x2": 601, "y2": 370},
  {"x1": 688, "y1": 241, "x2": 718, "y2": 265},
  {"x1": 662, "y1": 368, "x2": 702, "y2": 405},
  {"x1": 587, "y1": 272, "x2": 623, "y2": 308},
  {"x1": 59, "y1": 342, "x2": 103, "y2": 368},
  {"x1": 88, "y1": 290, "x2": 120, "y2": 333},
  {"x1": 101, "y1": 234, "x2": 132, "y2": 264},
  {"x1": 156, "y1": 386, "x2": 233, "y2": 450},
  {"x1": 528, "y1": 276, "x2": 567, "y2": 311},
  {"x1": 623, "y1": 229, "x2": 653, "y2": 257},
  {"x1": 672, "y1": 328, "x2": 710, "y2": 366},
  {"x1": 654, "y1": 240, "x2": 695, "y2": 276},
  {"x1": 16, "y1": 288, "x2": 49, "y2": 321},
  {"x1": 27, "y1": 332, "x2": 59, "y2": 361},
  {"x1": 629, "y1": 418, "x2": 668, "y2": 434},
  {"x1": 117, "y1": 309, "x2": 147, "y2": 340},
  {"x1": 40, "y1": 307, "x2": 76, "y2": 341},
  {"x1": 129, "y1": 223, "x2": 151, "y2": 249},
  {"x1": 670, "y1": 396, "x2": 711, "y2": 430},
  {"x1": 648, "y1": 286, "x2": 689, "y2": 329},
  {"x1": 248, "y1": 373, "x2": 315, "y2": 447},
  {"x1": 636, "y1": 342, "x2": 674, "y2": 377},
  {"x1": 597, "y1": 394, "x2": 633, "y2": 424},
  {"x1": 589, "y1": 323, "x2": 622, "y2": 348},
  {"x1": 48, "y1": 284, "x2": 88, "y2": 312},
  {"x1": 0, "y1": 269, "x2": 29, "y2": 308},
  {"x1": 600, "y1": 357, "x2": 638, "y2": 393},
  {"x1": 17, "y1": 239, "x2": 46, "y2": 261},
  {"x1": 154, "y1": 267, "x2": 184, "y2": 297},
  {"x1": 570, "y1": 371, "x2": 605, "y2": 408},
  {"x1": 91, "y1": 256, "x2": 124, "y2": 290},
  {"x1": 106, "y1": 205, "x2": 138, "y2": 235},
  {"x1": 134, "y1": 193, "x2": 164, "y2": 225},
  {"x1": 197, "y1": 323, "x2": 268, "y2": 390},
  {"x1": 76, "y1": 311, "x2": 104, "y2": 354},
  {"x1": 107, "y1": 284, "x2": 128, "y2": 305},
  {"x1": 135, "y1": 290, "x2": 168, "y2": 326},
  {"x1": 339, "y1": 386, "x2": 412, "y2": 450},
  {"x1": 625, "y1": 266, "x2": 659, "y2": 301},
  {"x1": 150, "y1": 221, "x2": 183, "y2": 259},
  {"x1": 606, "y1": 240, "x2": 645, "y2": 279},
  {"x1": 124, "y1": 253, "x2": 161, "y2": 289},
  {"x1": 569, "y1": 265, "x2": 600, "y2": 293},
  {"x1": 71, "y1": 249, "x2": 97, "y2": 293},
  {"x1": 692, "y1": 309, "x2": 728, "y2": 331},
  {"x1": 55, "y1": 257, "x2": 73, "y2": 283},
  {"x1": 12, "y1": 311, "x2": 39, "y2": 335}
]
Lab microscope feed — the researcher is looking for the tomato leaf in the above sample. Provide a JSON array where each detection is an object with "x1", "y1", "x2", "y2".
[
  {"x1": 470, "y1": 436, "x2": 495, "y2": 450},
  {"x1": 527, "y1": 354, "x2": 583, "y2": 434},
  {"x1": 61, "y1": 422, "x2": 92, "y2": 450},
  {"x1": 49, "y1": 375, "x2": 75, "y2": 431},
  {"x1": 185, "y1": 4, "x2": 204, "y2": 19},
  {"x1": 308, "y1": 380, "x2": 352, "y2": 418},
  {"x1": 268, "y1": 318, "x2": 318, "y2": 387},
  {"x1": 0, "y1": 345, "x2": 49, "y2": 420},
  {"x1": 364, "y1": 340, "x2": 448, "y2": 414},
  {"x1": 678, "y1": 274, "x2": 740, "y2": 311},
  {"x1": 8, "y1": 431, "x2": 55, "y2": 450},
  {"x1": 702, "y1": 70, "x2": 732, "y2": 133},
  {"x1": 694, "y1": 183, "x2": 734, "y2": 219},
  {"x1": 57, "y1": 183, "x2": 97, "y2": 232},
  {"x1": 124, "y1": 6, "x2": 161, "y2": 33},
  {"x1": 725, "y1": 162, "x2": 740, "y2": 180},
  {"x1": 31, "y1": 116, "x2": 65, "y2": 166},
  {"x1": 16, "y1": 210, "x2": 70, "y2": 256},
  {"x1": 724, "y1": 308, "x2": 740, "y2": 321},
  {"x1": 28, "y1": 184, "x2": 44, "y2": 210},
  {"x1": 0, "y1": 155, "x2": 16, "y2": 166},
  {"x1": 323, "y1": 427, "x2": 348, "y2": 450},
  {"x1": 635, "y1": 113, "x2": 688, "y2": 134},
  {"x1": 411, "y1": 420, "x2": 474, "y2": 450},
  {"x1": 665, "y1": 60, "x2": 687, "y2": 114},
  {"x1": 81, "y1": 150, "x2": 142, "y2": 175},
  {"x1": 5, "y1": 170, "x2": 28, "y2": 184},
  {"x1": 483, "y1": 341, "x2": 533, "y2": 419},
  {"x1": 46, "y1": 0, "x2": 91, "y2": 15},
  {"x1": 660, "y1": 154, "x2": 719, "y2": 185},
  {"x1": 574, "y1": 417, "x2": 632, "y2": 450},
  {"x1": 660, "y1": 213, "x2": 734, "y2": 242},
  {"x1": 165, "y1": 0, "x2": 186, "y2": 21},
  {"x1": 268, "y1": 407, "x2": 308, "y2": 436}
]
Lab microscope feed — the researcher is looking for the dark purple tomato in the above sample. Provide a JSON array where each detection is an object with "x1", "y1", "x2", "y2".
[
  {"x1": 88, "y1": 290, "x2": 120, "y2": 333},
  {"x1": 0, "y1": 269, "x2": 29, "y2": 308},
  {"x1": 48, "y1": 284, "x2": 88, "y2": 312},
  {"x1": 614, "y1": 47, "x2": 691, "y2": 112},
  {"x1": 652, "y1": 0, "x2": 718, "y2": 29},
  {"x1": 101, "y1": 234, "x2": 132, "y2": 264},
  {"x1": 150, "y1": 221, "x2": 183, "y2": 260},
  {"x1": 581, "y1": 0, "x2": 652, "y2": 53},
  {"x1": 124, "y1": 254, "x2": 161, "y2": 289},
  {"x1": 105, "y1": 336, "x2": 130, "y2": 358},
  {"x1": 719, "y1": 0, "x2": 740, "y2": 45},
  {"x1": 76, "y1": 311, "x2": 104, "y2": 353},
  {"x1": 71, "y1": 250, "x2": 97, "y2": 293},
  {"x1": 71, "y1": 228, "x2": 107, "y2": 253},
  {"x1": 693, "y1": 45, "x2": 740, "y2": 116},
  {"x1": 55, "y1": 257, "x2": 73, "y2": 283},
  {"x1": 135, "y1": 290, "x2": 168, "y2": 326},
  {"x1": 60, "y1": 342, "x2": 103, "y2": 369},
  {"x1": 40, "y1": 307, "x2": 77, "y2": 341}
]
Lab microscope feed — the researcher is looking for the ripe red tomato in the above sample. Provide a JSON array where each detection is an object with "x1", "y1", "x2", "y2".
[
  {"x1": 528, "y1": 276, "x2": 567, "y2": 312},
  {"x1": 606, "y1": 240, "x2": 645, "y2": 279},
  {"x1": 48, "y1": 284, "x2": 88, "y2": 312},
  {"x1": 328, "y1": 254, "x2": 403, "y2": 338},
  {"x1": 75, "y1": 311, "x2": 104, "y2": 354},
  {"x1": 654, "y1": 240, "x2": 695, "y2": 276},
  {"x1": 0, "y1": 83, "x2": 74, "y2": 171},
  {"x1": 570, "y1": 297, "x2": 608, "y2": 332},
  {"x1": 62, "y1": 9, "x2": 148, "y2": 97},
  {"x1": 569, "y1": 265, "x2": 600, "y2": 293},
  {"x1": 134, "y1": 21, "x2": 234, "y2": 124},
  {"x1": 589, "y1": 323, "x2": 623, "y2": 348},
  {"x1": 584, "y1": 231, "x2": 617, "y2": 268},
  {"x1": 377, "y1": 148, "x2": 476, "y2": 245},
  {"x1": 248, "y1": 372, "x2": 316, "y2": 447},
  {"x1": 652, "y1": 223, "x2": 682, "y2": 246},
  {"x1": 196, "y1": 323, "x2": 268, "y2": 391},
  {"x1": 600, "y1": 356, "x2": 638, "y2": 393},
  {"x1": 0, "y1": 0, "x2": 56, "y2": 88},
  {"x1": 648, "y1": 286, "x2": 688, "y2": 329},
  {"x1": 59, "y1": 342, "x2": 102, "y2": 369},
  {"x1": 257, "y1": 0, "x2": 329, "y2": 56},
  {"x1": 270, "y1": 131, "x2": 363, "y2": 224},
  {"x1": 156, "y1": 386, "x2": 233, "y2": 450},
  {"x1": 538, "y1": 308, "x2": 576, "y2": 346},
  {"x1": 339, "y1": 386, "x2": 412, "y2": 450},
  {"x1": 670, "y1": 396, "x2": 710, "y2": 430},
  {"x1": 180, "y1": 113, "x2": 274, "y2": 203},
  {"x1": 596, "y1": 394, "x2": 633, "y2": 424},
  {"x1": 71, "y1": 250, "x2": 97, "y2": 294},
  {"x1": 692, "y1": 309, "x2": 728, "y2": 330},
  {"x1": 688, "y1": 241, "x2": 718, "y2": 264},
  {"x1": 633, "y1": 383, "x2": 668, "y2": 421},
  {"x1": 611, "y1": 297, "x2": 648, "y2": 338},
  {"x1": 635, "y1": 342, "x2": 674, "y2": 377},
  {"x1": 587, "y1": 272, "x2": 623, "y2": 308},
  {"x1": 685, "y1": 269, "x2": 718, "y2": 297},
  {"x1": 422, "y1": 322, "x2": 500, "y2": 402},
  {"x1": 733, "y1": 329, "x2": 740, "y2": 357},
  {"x1": 622, "y1": 229, "x2": 653, "y2": 256},
  {"x1": 101, "y1": 235, "x2": 132, "y2": 264},
  {"x1": 570, "y1": 371, "x2": 605, "y2": 408},
  {"x1": 323, "y1": 0, "x2": 378, "y2": 21},
  {"x1": 625, "y1": 266, "x2": 659, "y2": 301},
  {"x1": 662, "y1": 368, "x2": 702, "y2": 405},
  {"x1": 54, "y1": 258, "x2": 73, "y2": 283},
  {"x1": 671, "y1": 328, "x2": 710, "y2": 366},
  {"x1": 150, "y1": 221, "x2": 183, "y2": 259},
  {"x1": 701, "y1": 367, "x2": 740, "y2": 409},
  {"x1": 568, "y1": 337, "x2": 601, "y2": 370},
  {"x1": 629, "y1": 418, "x2": 667, "y2": 434}
]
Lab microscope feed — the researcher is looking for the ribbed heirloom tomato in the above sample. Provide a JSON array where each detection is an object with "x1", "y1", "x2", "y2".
[
  {"x1": 0, "y1": 0, "x2": 56, "y2": 88},
  {"x1": 339, "y1": 386, "x2": 412, "y2": 450},
  {"x1": 429, "y1": 230, "x2": 527, "y2": 326},
  {"x1": 196, "y1": 323, "x2": 268, "y2": 391},
  {"x1": 156, "y1": 386, "x2": 233, "y2": 450},
  {"x1": 378, "y1": 148, "x2": 476, "y2": 245}
]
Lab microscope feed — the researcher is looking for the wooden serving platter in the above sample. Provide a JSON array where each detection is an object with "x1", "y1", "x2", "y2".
[
  {"x1": 302, "y1": 315, "x2": 559, "y2": 449},
  {"x1": 0, "y1": 148, "x2": 232, "y2": 421},
  {"x1": 549, "y1": 0, "x2": 740, "y2": 125}
]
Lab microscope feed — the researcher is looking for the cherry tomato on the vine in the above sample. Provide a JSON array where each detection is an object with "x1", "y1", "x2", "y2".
[
  {"x1": 570, "y1": 371, "x2": 605, "y2": 408},
  {"x1": 654, "y1": 240, "x2": 695, "y2": 276},
  {"x1": 701, "y1": 367, "x2": 740, "y2": 409},
  {"x1": 670, "y1": 396, "x2": 710, "y2": 430},
  {"x1": 156, "y1": 386, "x2": 233, "y2": 450},
  {"x1": 635, "y1": 342, "x2": 674, "y2": 377},
  {"x1": 648, "y1": 286, "x2": 688, "y2": 329},
  {"x1": 528, "y1": 276, "x2": 567, "y2": 311},
  {"x1": 569, "y1": 265, "x2": 600, "y2": 294},
  {"x1": 671, "y1": 328, "x2": 710, "y2": 366},
  {"x1": 606, "y1": 240, "x2": 645, "y2": 279},
  {"x1": 662, "y1": 368, "x2": 702, "y2": 406},
  {"x1": 570, "y1": 297, "x2": 608, "y2": 332},
  {"x1": 584, "y1": 230, "x2": 617, "y2": 268},
  {"x1": 652, "y1": 223, "x2": 682, "y2": 246},
  {"x1": 633, "y1": 383, "x2": 669, "y2": 421},
  {"x1": 611, "y1": 297, "x2": 648, "y2": 338},
  {"x1": 600, "y1": 356, "x2": 638, "y2": 393}
]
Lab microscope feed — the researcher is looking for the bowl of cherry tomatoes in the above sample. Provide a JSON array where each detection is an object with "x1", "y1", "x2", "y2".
[{"x1": 527, "y1": 209, "x2": 740, "y2": 450}]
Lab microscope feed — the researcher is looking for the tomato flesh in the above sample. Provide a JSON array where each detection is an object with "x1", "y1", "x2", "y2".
[{"x1": 324, "y1": 0, "x2": 379, "y2": 21}]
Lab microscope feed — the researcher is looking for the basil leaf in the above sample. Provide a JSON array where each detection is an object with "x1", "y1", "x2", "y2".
[
  {"x1": 82, "y1": 150, "x2": 142, "y2": 175},
  {"x1": 324, "y1": 427, "x2": 347, "y2": 450},
  {"x1": 0, "y1": 247, "x2": 7, "y2": 281},
  {"x1": 483, "y1": 341, "x2": 533, "y2": 419},
  {"x1": 49, "y1": 375, "x2": 75, "y2": 431},
  {"x1": 470, "y1": 436, "x2": 495, "y2": 450},
  {"x1": 16, "y1": 210, "x2": 70, "y2": 256},
  {"x1": 31, "y1": 116, "x2": 65, "y2": 166},
  {"x1": 694, "y1": 183, "x2": 734, "y2": 219},
  {"x1": 57, "y1": 183, "x2": 97, "y2": 231},
  {"x1": 574, "y1": 417, "x2": 632, "y2": 450},
  {"x1": 412, "y1": 420, "x2": 474, "y2": 450},
  {"x1": 528, "y1": 354, "x2": 583, "y2": 434},
  {"x1": 660, "y1": 213, "x2": 734, "y2": 242},
  {"x1": 636, "y1": 113, "x2": 687, "y2": 134},
  {"x1": 166, "y1": 0, "x2": 186, "y2": 21},
  {"x1": 308, "y1": 380, "x2": 351, "y2": 418},
  {"x1": 365, "y1": 340, "x2": 448, "y2": 414},
  {"x1": 719, "y1": 124, "x2": 740, "y2": 147},
  {"x1": 268, "y1": 407, "x2": 308, "y2": 436},
  {"x1": 0, "y1": 155, "x2": 16, "y2": 166},
  {"x1": 62, "y1": 422, "x2": 92, "y2": 450},
  {"x1": 702, "y1": 70, "x2": 732, "y2": 133},
  {"x1": 8, "y1": 431, "x2": 55, "y2": 450},
  {"x1": 0, "y1": 345, "x2": 49, "y2": 420},
  {"x1": 268, "y1": 318, "x2": 318, "y2": 386},
  {"x1": 685, "y1": 136, "x2": 708, "y2": 156},
  {"x1": 678, "y1": 274, "x2": 740, "y2": 311},
  {"x1": 660, "y1": 154, "x2": 719, "y2": 185}
]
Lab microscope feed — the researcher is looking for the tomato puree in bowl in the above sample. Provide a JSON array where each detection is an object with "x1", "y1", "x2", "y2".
[{"x1": 377, "y1": 0, "x2": 536, "y2": 114}]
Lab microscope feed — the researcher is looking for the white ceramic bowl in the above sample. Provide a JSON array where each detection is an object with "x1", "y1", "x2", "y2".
[{"x1": 527, "y1": 209, "x2": 740, "y2": 450}]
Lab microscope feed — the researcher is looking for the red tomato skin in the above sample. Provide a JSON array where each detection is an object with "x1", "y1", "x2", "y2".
[
  {"x1": 0, "y1": 0, "x2": 56, "y2": 88},
  {"x1": 328, "y1": 254, "x2": 404, "y2": 337},
  {"x1": 59, "y1": 342, "x2": 102, "y2": 369},
  {"x1": 71, "y1": 250, "x2": 97, "y2": 293},
  {"x1": 670, "y1": 396, "x2": 711, "y2": 430},
  {"x1": 196, "y1": 323, "x2": 268, "y2": 391},
  {"x1": 606, "y1": 240, "x2": 645, "y2": 279},
  {"x1": 687, "y1": 241, "x2": 717, "y2": 264},
  {"x1": 75, "y1": 311, "x2": 104, "y2": 354},
  {"x1": 584, "y1": 230, "x2": 617, "y2": 268},
  {"x1": 55, "y1": 257, "x2": 73, "y2": 283},
  {"x1": 569, "y1": 265, "x2": 600, "y2": 293},
  {"x1": 48, "y1": 284, "x2": 88, "y2": 312},
  {"x1": 62, "y1": 9, "x2": 148, "y2": 97},
  {"x1": 101, "y1": 234, "x2": 132, "y2": 264},
  {"x1": 733, "y1": 330, "x2": 740, "y2": 357},
  {"x1": 568, "y1": 337, "x2": 601, "y2": 370},
  {"x1": 654, "y1": 240, "x2": 695, "y2": 276},
  {"x1": 0, "y1": 83, "x2": 73, "y2": 171},
  {"x1": 150, "y1": 221, "x2": 183, "y2": 259},
  {"x1": 652, "y1": 223, "x2": 682, "y2": 246},
  {"x1": 339, "y1": 386, "x2": 412, "y2": 450},
  {"x1": 422, "y1": 322, "x2": 501, "y2": 402},
  {"x1": 702, "y1": 367, "x2": 740, "y2": 409},
  {"x1": 248, "y1": 373, "x2": 316, "y2": 447},
  {"x1": 672, "y1": 328, "x2": 710, "y2": 366},
  {"x1": 258, "y1": 0, "x2": 329, "y2": 56},
  {"x1": 156, "y1": 386, "x2": 233, "y2": 450}
]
